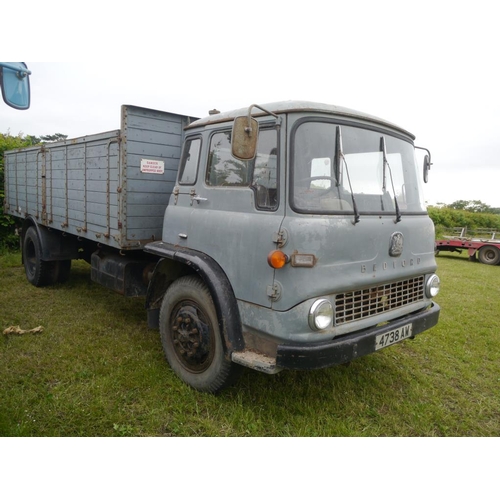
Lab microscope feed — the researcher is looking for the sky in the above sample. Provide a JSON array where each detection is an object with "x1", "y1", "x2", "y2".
[{"x1": 2, "y1": 0, "x2": 499, "y2": 207}]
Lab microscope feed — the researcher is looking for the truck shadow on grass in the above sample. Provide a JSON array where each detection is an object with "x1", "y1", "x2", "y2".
[
  {"x1": 59, "y1": 260, "x2": 147, "y2": 326},
  {"x1": 234, "y1": 348, "x2": 418, "y2": 400}
]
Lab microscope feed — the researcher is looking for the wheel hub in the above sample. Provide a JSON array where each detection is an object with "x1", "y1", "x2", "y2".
[{"x1": 171, "y1": 302, "x2": 213, "y2": 371}]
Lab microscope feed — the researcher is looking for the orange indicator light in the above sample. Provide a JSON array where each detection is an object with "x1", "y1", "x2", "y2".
[{"x1": 267, "y1": 250, "x2": 289, "y2": 269}]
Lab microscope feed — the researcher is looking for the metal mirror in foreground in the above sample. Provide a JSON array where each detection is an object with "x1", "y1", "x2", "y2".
[
  {"x1": 0, "y1": 62, "x2": 31, "y2": 110},
  {"x1": 231, "y1": 116, "x2": 259, "y2": 160}
]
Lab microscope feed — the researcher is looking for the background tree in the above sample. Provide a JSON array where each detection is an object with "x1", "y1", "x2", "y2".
[
  {"x1": 40, "y1": 133, "x2": 68, "y2": 143},
  {"x1": 446, "y1": 199, "x2": 494, "y2": 213}
]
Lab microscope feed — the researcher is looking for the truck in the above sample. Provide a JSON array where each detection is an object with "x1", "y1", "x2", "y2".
[
  {"x1": 435, "y1": 227, "x2": 500, "y2": 265},
  {"x1": 3, "y1": 101, "x2": 441, "y2": 393}
]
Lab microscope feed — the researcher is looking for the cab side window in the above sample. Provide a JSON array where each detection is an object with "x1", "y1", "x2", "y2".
[
  {"x1": 205, "y1": 128, "x2": 278, "y2": 210},
  {"x1": 179, "y1": 137, "x2": 201, "y2": 185},
  {"x1": 206, "y1": 131, "x2": 248, "y2": 186},
  {"x1": 252, "y1": 129, "x2": 278, "y2": 210}
]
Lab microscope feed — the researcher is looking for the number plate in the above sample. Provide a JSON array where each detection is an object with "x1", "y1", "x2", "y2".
[{"x1": 375, "y1": 323, "x2": 413, "y2": 351}]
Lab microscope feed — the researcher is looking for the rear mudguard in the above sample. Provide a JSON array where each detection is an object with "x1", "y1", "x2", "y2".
[{"x1": 22, "y1": 217, "x2": 80, "y2": 261}]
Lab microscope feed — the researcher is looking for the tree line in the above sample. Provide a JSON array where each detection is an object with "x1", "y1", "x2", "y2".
[{"x1": 440, "y1": 200, "x2": 500, "y2": 214}]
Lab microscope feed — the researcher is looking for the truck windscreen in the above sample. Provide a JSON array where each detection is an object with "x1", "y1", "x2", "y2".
[{"x1": 291, "y1": 121, "x2": 426, "y2": 215}]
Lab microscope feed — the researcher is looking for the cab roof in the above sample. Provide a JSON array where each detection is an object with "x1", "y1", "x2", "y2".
[{"x1": 186, "y1": 100, "x2": 415, "y2": 140}]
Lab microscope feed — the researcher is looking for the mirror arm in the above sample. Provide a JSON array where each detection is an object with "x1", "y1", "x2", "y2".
[
  {"x1": 0, "y1": 62, "x2": 31, "y2": 79},
  {"x1": 246, "y1": 104, "x2": 281, "y2": 133},
  {"x1": 415, "y1": 146, "x2": 432, "y2": 168}
]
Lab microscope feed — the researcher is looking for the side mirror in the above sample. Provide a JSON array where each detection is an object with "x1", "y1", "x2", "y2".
[
  {"x1": 423, "y1": 154, "x2": 431, "y2": 183},
  {"x1": 415, "y1": 146, "x2": 432, "y2": 184},
  {"x1": 231, "y1": 116, "x2": 259, "y2": 160},
  {"x1": 0, "y1": 62, "x2": 31, "y2": 110}
]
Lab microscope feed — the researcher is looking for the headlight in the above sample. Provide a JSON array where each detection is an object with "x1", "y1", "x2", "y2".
[
  {"x1": 425, "y1": 274, "x2": 440, "y2": 298},
  {"x1": 308, "y1": 299, "x2": 333, "y2": 331}
]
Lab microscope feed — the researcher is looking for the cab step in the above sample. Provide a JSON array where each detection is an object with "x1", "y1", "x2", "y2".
[{"x1": 231, "y1": 350, "x2": 282, "y2": 374}]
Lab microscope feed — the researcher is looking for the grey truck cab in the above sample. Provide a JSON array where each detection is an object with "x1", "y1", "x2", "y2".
[{"x1": 144, "y1": 101, "x2": 440, "y2": 392}]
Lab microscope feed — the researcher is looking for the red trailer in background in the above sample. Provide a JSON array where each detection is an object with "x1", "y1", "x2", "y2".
[{"x1": 436, "y1": 228, "x2": 500, "y2": 265}]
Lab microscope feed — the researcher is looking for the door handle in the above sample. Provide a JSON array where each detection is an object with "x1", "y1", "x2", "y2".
[{"x1": 191, "y1": 195, "x2": 208, "y2": 205}]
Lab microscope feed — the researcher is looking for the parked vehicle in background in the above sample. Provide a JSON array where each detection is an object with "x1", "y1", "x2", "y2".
[
  {"x1": 3, "y1": 101, "x2": 440, "y2": 392},
  {"x1": 436, "y1": 227, "x2": 500, "y2": 265},
  {"x1": 0, "y1": 62, "x2": 30, "y2": 110}
]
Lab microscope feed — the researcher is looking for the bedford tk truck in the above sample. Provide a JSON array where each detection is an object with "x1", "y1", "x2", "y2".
[{"x1": 3, "y1": 101, "x2": 441, "y2": 393}]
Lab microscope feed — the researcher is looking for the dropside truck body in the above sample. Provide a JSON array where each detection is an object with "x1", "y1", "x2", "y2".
[{"x1": 4, "y1": 101, "x2": 440, "y2": 392}]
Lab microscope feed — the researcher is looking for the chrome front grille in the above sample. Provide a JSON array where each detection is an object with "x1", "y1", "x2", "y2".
[{"x1": 334, "y1": 276, "x2": 425, "y2": 325}]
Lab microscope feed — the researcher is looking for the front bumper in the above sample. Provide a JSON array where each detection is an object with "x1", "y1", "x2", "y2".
[{"x1": 276, "y1": 302, "x2": 440, "y2": 370}]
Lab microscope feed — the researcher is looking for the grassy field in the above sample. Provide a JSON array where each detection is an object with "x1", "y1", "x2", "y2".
[{"x1": 1, "y1": 250, "x2": 499, "y2": 437}]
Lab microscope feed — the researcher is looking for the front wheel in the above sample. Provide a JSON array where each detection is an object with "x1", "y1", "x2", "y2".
[
  {"x1": 478, "y1": 245, "x2": 500, "y2": 265},
  {"x1": 159, "y1": 275, "x2": 241, "y2": 393}
]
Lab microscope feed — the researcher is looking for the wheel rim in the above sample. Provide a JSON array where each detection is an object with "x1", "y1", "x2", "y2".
[
  {"x1": 485, "y1": 249, "x2": 496, "y2": 262},
  {"x1": 170, "y1": 300, "x2": 215, "y2": 373}
]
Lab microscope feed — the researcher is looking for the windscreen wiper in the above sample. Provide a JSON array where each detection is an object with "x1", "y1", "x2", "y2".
[
  {"x1": 380, "y1": 136, "x2": 401, "y2": 223},
  {"x1": 336, "y1": 126, "x2": 360, "y2": 225}
]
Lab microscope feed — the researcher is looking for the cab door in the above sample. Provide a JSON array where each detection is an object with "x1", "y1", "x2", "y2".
[{"x1": 164, "y1": 123, "x2": 285, "y2": 308}]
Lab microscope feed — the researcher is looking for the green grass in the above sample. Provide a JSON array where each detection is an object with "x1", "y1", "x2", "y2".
[{"x1": 1, "y1": 249, "x2": 499, "y2": 436}]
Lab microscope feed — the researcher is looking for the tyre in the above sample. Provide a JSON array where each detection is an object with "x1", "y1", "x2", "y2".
[
  {"x1": 23, "y1": 226, "x2": 54, "y2": 287},
  {"x1": 477, "y1": 245, "x2": 500, "y2": 265},
  {"x1": 159, "y1": 275, "x2": 241, "y2": 393}
]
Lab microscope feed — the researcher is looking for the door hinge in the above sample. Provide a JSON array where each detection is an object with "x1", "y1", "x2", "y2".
[
  {"x1": 266, "y1": 281, "x2": 282, "y2": 302},
  {"x1": 272, "y1": 229, "x2": 288, "y2": 248}
]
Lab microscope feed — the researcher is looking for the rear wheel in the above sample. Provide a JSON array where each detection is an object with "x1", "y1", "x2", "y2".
[
  {"x1": 478, "y1": 245, "x2": 500, "y2": 265},
  {"x1": 23, "y1": 226, "x2": 53, "y2": 287},
  {"x1": 159, "y1": 275, "x2": 241, "y2": 393}
]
